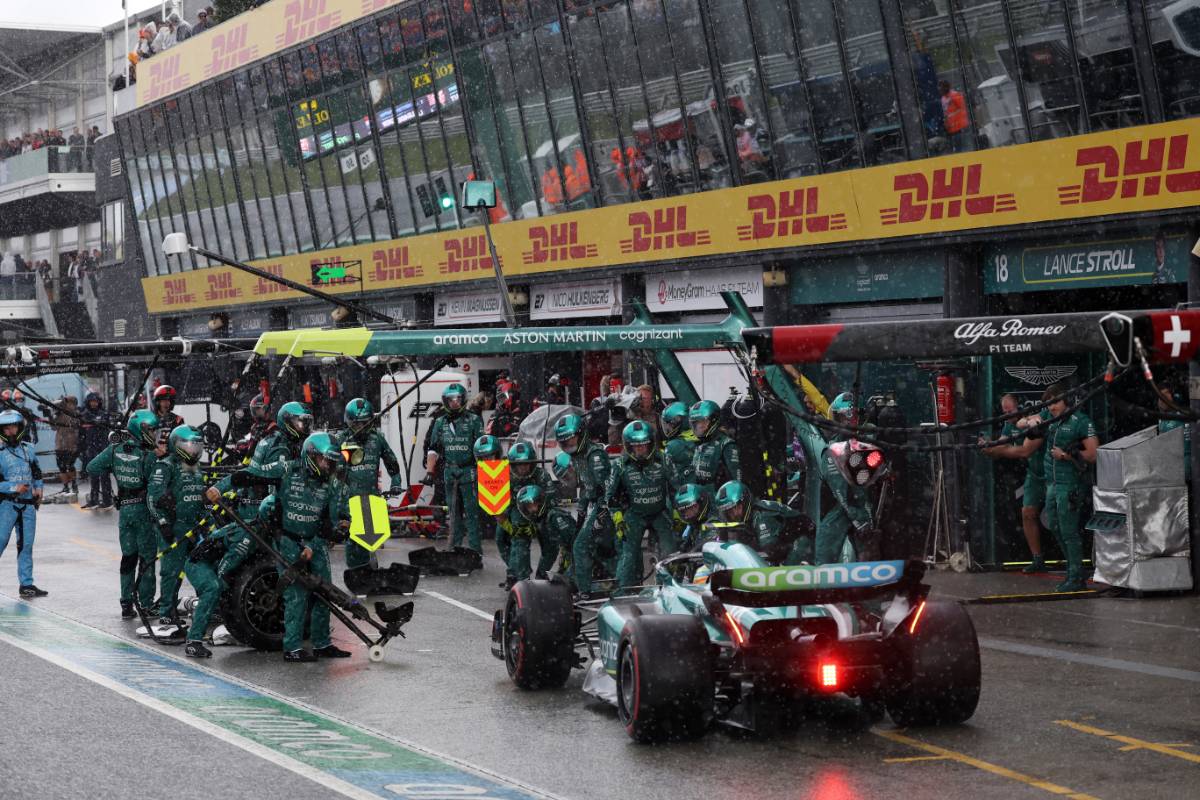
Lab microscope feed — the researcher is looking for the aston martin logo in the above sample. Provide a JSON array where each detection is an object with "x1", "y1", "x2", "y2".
[{"x1": 1005, "y1": 365, "x2": 1078, "y2": 386}]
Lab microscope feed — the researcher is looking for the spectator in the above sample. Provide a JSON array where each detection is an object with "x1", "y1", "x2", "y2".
[
  {"x1": 84, "y1": 250, "x2": 101, "y2": 299},
  {"x1": 85, "y1": 126, "x2": 99, "y2": 170},
  {"x1": 137, "y1": 22, "x2": 157, "y2": 59},
  {"x1": 79, "y1": 392, "x2": 113, "y2": 509},
  {"x1": 37, "y1": 260, "x2": 53, "y2": 301},
  {"x1": 193, "y1": 9, "x2": 211, "y2": 33},
  {"x1": 48, "y1": 395, "x2": 80, "y2": 497},
  {"x1": 66, "y1": 254, "x2": 81, "y2": 303},
  {"x1": 171, "y1": 11, "x2": 192, "y2": 42},
  {"x1": 14, "y1": 254, "x2": 32, "y2": 299},
  {"x1": 939, "y1": 80, "x2": 969, "y2": 153},
  {"x1": 0, "y1": 253, "x2": 13, "y2": 300},
  {"x1": 153, "y1": 18, "x2": 178, "y2": 52},
  {"x1": 67, "y1": 128, "x2": 84, "y2": 171}
]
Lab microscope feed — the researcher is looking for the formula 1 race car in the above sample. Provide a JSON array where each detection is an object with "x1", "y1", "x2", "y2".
[{"x1": 490, "y1": 542, "x2": 980, "y2": 742}]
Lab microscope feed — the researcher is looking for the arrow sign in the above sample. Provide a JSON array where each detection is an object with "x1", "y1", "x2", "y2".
[
  {"x1": 313, "y1": 265, "x2": 348, "y2": 283},
  {"x1": 477, "y1": 460, "x2": 511, "y2": 516},
  {"x1": 348, "y1": 494, "x2": 392, "y2": 552}
]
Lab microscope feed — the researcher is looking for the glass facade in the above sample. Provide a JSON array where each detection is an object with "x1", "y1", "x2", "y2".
[{"x1": 118, "y1": 0, "x2": 1200, "y2": 276}]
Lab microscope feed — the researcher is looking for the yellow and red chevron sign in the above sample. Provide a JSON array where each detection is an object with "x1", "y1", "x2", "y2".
[{"x1": 477, "y1": 460, "x2": 511, "y2": 516}]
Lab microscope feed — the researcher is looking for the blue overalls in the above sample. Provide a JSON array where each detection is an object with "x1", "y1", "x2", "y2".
[{"x1": 0, "y1": 440, "x2": 43, "y2": 587}]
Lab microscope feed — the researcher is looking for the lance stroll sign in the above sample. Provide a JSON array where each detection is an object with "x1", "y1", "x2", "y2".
[{"x1": 984, "y1": 234, "x2": 1190, "y2": 294}]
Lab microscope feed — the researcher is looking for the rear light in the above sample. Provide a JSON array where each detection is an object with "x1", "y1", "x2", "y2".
[
  {"x1": 724, "y1": 610, "x2": 745, "y2": 646},
  {"x1": 908, "y1": 600, "x2": 927, "y2": 634},
  {"x1": 819, "y1": 662, "x2": 839, "y2": 689}
]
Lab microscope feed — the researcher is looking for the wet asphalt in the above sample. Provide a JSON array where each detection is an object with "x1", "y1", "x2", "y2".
[{"x1": 0, "y1": 502, "x2": 1197, "y2": 800}]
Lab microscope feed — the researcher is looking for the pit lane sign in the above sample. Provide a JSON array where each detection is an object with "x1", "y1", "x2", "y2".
[
  {"x1": 347, "y1": 494, "x2": 391, "y2": 552},
  {"x1": 530, "y1": 279, "x2": 622, "y2": 320},
  {"x1": 984, "y1": 235, "x2": 1191, "y2": 294}
]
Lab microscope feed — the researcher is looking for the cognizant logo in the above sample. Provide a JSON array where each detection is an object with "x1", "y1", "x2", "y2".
[{"x1": 730, "y1": 561, "x2": 905, "y2": 591}]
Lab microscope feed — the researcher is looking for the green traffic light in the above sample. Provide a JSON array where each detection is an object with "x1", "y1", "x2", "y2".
[{"x1": 440, "y1": 195, "x2": 454, "y2": 209}]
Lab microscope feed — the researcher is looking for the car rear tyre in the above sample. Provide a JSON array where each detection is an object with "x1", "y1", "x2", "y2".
[
  {"x1": 616, "y1": 616, "x2": 714, "y2": 743},
  {"x1": 504, "y1": 579, "x2": 575, "y2": 689},
  {"x1": 218, "y1": 553, "x2": 285, "y2": 651},
  {"x1": 885, "y1": 600, "x2": 981, "y2": 726}
]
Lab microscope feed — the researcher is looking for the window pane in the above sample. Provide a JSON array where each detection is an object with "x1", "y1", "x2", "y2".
[
  {"x1": 746, "y1": 0, "x2": 819, "y2": 177},
  {"x1": 1144, "y1": 0, "x2": 1200, "y2": 120},
  {"x1": 793, "y1": 0, "x2": 861, "y2": 171},
  {"x1": 481, "y1": 38, "x2": 541, "y2": 217},
  {"x1": 837, "y1": 0, "x2": 905, "y2": 164},
  {"x1": 263, "y1": 60, "x2": 315, "y2": 252},
  {"x1": 361, "y1": 19, "x2": 420, "y2": 236},
  {"x1": 708, "y1": 0, "x2": 775, "y2": 183},
  {"x1": 1066, "y1": 0, "x2": 1143, "y2": 130},
  {"x1": 536, "y1": 22, "x2": 595, "y2": 212},
  {"x1": 952, "y1": 0, "x2": 1030, "y2": 146},
  {"x1": 199, "y1": 85, "x2": 251, "y2": 261},
  {"x1": 901, "y1": 0, "x2": 974, "y2": 154},
  {"x1": 1005, "y1": 0, "x2": 1084, "y2": 140},
  {"x1": 179, "y1": 94, "x2": 223, "y2": 268},
  {"x1": 594, "y1": 2, "x2": 658, "y2": 200},
  {"x1": 120, "y1": 119, "x2": 160, "y2": 275}
]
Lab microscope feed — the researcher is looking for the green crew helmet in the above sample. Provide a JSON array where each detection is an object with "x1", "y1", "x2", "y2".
[
  {"x1": 515, "y1": 484, "x2": 549, "y2": 523},
  {"x1": 168, "y1": 424, "x2": 204, "y2": 465},
  {"x1": 829, "y1": 392, "x2": 857, "y2": 427},
  {"x1": 442, "y1": 383, "x2": 468, "y2": 415},
  {"x1": 661, "y1": 401, "x2": 689, "y2": 439},
  {"x1": 277, "y1": 401, "x2": 313, "y2": 441},
  {"x1": 674, "y1": 483, "x2": 709, "y2": 525},
  {"x1": 715, "y1": 480, "x2": 752, "y2": 523},
  {"x1": 551, "y1": 450, "x2": 575, "y2": 482},
  {"x1": 258, "y1": 493, "x2": 280, "y2": 525},
  {"x1": 554, "y1": 413, "x2": 588, "y2": 454},
  {"x1": 343, "y1": 397, "x2": 374, "y2": 433},
  {"x1": 302, "y1": 432, "x2": 344, "y2": 479},
  {"x1": 128, "y1": 409, "x2": 159, "y2": 448},
  {"x1": 622, "y1": 419, "x2": 655, "y2": 461},
  {"x1": 508, "y1": 441, "x2": 537, "y2": 478},
  {"x1": 473, "y1": 434, "x2": 502, "y2": 461},
  {"x1": 688, "y1": 400, "x2": 722, "y2": 440}
]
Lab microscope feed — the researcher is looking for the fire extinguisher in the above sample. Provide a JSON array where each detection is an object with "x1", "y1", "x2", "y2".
[{"x1": 935, "y1": 373, "x2": 955, "y2": 425}]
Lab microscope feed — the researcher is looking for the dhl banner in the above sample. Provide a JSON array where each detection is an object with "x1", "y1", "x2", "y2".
[
  {"x1": 477, "y1": 460, "x2": 511, "y2": 516},
  {"x1": 142, "y1": 119, "x2": 1200, "y2": 314},
  {"x1": 136, "y1": 0, "x2": 407, "y2": 108}
]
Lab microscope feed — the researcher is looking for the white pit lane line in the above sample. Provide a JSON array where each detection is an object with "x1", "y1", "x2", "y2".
[
  {"x1": 420, "y1": 589, "x2": 497, "y2": 621},
  {"x1": 0, "y1": 595, "x2": 564, "y2": 800}
]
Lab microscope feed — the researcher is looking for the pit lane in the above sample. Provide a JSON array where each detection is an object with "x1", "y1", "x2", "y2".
[{"x1": 1, "y1": 504, "x2": 1197, "y2": 800}]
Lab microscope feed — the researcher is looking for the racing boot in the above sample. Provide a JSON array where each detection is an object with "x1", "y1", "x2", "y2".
[
  {"x1": 314, "y1": 644, "x2": 352, "y2": 659},
  {"x1": 1055, "y1": 538, "x2": 1087, "y2": 593},
  {"x1": 1021, "y1": 555, "x2": 1047, "y2": 574},
  {"x1": 185, "y1": 640, "x2": 212, "y2": 659},
  {"x1": 121, "y1": 601, "x2": 136, "y2": 619},
  {"x1": 283, "y1": 649, "x2": 317, "y2": 663}
]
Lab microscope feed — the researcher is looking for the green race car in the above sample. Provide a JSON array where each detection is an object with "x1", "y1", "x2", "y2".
[{"x1": 490, "y1": 542, "x2": 980, "y2": 742}]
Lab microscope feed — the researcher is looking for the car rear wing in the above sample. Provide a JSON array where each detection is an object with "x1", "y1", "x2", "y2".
[{"x1": 707, "y1": 560, "x2": 927, "y2": 608}]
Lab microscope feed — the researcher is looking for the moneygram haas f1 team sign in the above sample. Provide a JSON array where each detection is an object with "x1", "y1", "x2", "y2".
[{"x1": 743, "y1": 310, "x2": 1200, "y2": 365}]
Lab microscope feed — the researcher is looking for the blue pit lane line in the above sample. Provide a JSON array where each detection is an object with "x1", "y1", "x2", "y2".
[{"x1": 0, "y1": 595, "x2": 562, "y2": 800}]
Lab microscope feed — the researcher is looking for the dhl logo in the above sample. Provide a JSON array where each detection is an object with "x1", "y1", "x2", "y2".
[
  {"x1": 204, "y1": 23, "x2": 259, "y2": 78},
  {"x1": 276, "y1": 0, "x2": 343, "y2": 49},
  {"x1": 162, "y1": 277, "x2": 196, "y2": 306},
  {"x1": 619, "y1": 207, "x2": 712, "y2": 254},
  {"x1": 204, "y1": 271, "x2": 243, "y2": 302},
  {"x1": 361, "y1": 0, "x2": 398, "y2": 11},
  {"x1": 439, "y1": 235, "x2": 497, "y2": 275},
  {"x1": 1058, "y1": 134, "x2": 1200, "y2": 205},
  {"x1": 143, "y1": 55, "x2": 189, "y2": 103},
  {"x1": 737, "y1": 187, "x2": 847, "y2": 242},
  {"x1": 372, "y1": 246, "x2": 424, "y2": 282},
  {"x1": 880, "y1": 164, "x2": 1016, "y2": 225},
  {"x1": 522, "y1": 222, "x2": 599, "y2": 265},
  {"x1": 252, "y1": 264, "x2": 289, "y2": 296}
]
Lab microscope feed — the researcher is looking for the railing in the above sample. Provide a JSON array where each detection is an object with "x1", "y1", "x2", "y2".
[
  {"x1": 34, "y1": 275, "x2": 59, "y2": 339},
  {"x1": 0, "y1": 273, "x2": 39, "y2": 301},
  {"x1": 0, "y1": 146, "x2": 96, "y2": 188}
]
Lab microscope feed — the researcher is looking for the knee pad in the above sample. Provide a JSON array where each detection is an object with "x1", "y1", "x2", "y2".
[{"x1": 119, "y1": 553, "x2": 139, "y2": 575}]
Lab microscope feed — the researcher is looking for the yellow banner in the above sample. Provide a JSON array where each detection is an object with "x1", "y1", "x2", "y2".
[
  {"x1": 136, "y1": 0, "x2": 407, "y2": 108},
  {"x1": 142, "y1": 119, "x2": 1200, "y2": 314}
]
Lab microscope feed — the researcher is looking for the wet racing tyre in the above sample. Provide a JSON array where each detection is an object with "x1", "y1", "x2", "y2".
[
  {"x1": 617, "y1": 615, "x2": 714, "y2": 743},
  {"x1": 885, "y1": 600, "x2": 981, "y2": 726},
  {"x1": 503, "y1": 579, "x2": 575, "y2": 689},
  {"x1": 218, "y1": 553, "x2": 285, "y2": 651}
]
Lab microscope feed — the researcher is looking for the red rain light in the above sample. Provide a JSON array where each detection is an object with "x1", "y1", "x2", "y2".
[
  {"x1": 908, "y1": 600, "x2": 927, "y2": 634},
  {"x1": 819, "y1": 662, "x2": 839, "y2": 689},
  {"x1": 866, "y1": 450, "x2": 884, "y2": 468},
  {"x1": 724, "y1": 610, "x2": 745, "y2": 646}
]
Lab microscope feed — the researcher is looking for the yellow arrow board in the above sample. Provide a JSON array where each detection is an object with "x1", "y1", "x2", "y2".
[
  {"x1": 348, "y1": 494, "x2": 392, "y2": 552},
  {"x1": 477, "y1": 460, "x2": 511, "y2": 516}
]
